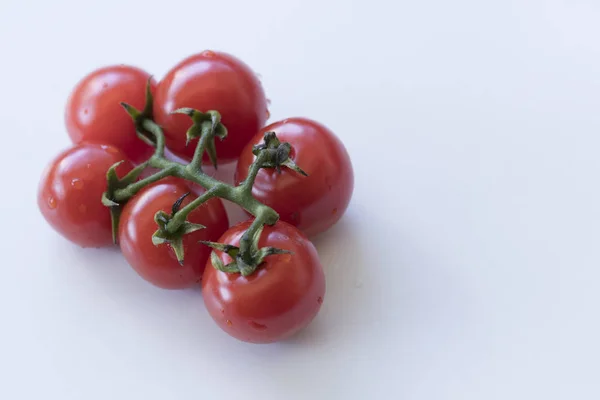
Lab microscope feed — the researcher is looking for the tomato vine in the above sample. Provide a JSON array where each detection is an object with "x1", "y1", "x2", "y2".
[{"x1": 103, "y1": 81, "x2": 303, "y2": 277}]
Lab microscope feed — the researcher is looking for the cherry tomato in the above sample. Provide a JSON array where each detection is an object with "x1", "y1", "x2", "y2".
[
  {"x1": 154, "y1": 51, "x2": 268, "y2": 163},
  {"x1": 119, "y1": 178, "x2": 229, "y2": 289},
  {"x1": 38, "y1": 143, "x2": 133, "y2": 248},
  {"x1": 202, "y1": 220, "x2": 325, "y2": 343},
  {"x1": 65, "y1": 65, "x2": 157, "y2": 163},
  {"x1": 235, "y1": 118, "x2": 354, "y2": 237}
]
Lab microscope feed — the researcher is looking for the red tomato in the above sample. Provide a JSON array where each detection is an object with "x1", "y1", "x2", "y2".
[
  {"x1": 154, "y1": 51, "x2": 268, "y2": 163},
  {"x1": 119, "y1": 178, "x2": 229, "y2": 289},
  {"x1": 65, "y1": 65, "x2": 157, "y2": 163},
  {"x1": 38, "y1": 143, "x2": 133, "y2": 248},
  {"x1": 235, "y1": 118, "x2": 354, "y2": 237},
  {"x1": 202, "y1": 220, "x2": 325, "y2": 343}
]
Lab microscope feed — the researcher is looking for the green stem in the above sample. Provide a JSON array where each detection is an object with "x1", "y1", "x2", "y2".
[
  {"x1": 132, "y1": 120, "x2": 279, "y2": 224},
  {"x1": 241, "y1": 151, "x2": 268, "y2": 193},
  {"x1": 166, "y1": 188, "x2": 217, "y2": 233},
  {"x1": 239, "y1": 215, "x2": 266, "y2": 264},
  {"x1": 188, "y1": 123, "x2": 212, "y2": 172},
  {"x1": 142, "y1": 119, "x2": 166, "y2": 158},
  {"x1": 113, "y1": 166, "x2": 176, "y2": 202},
  {"x1": 151, "y1": 156, "x2": 278, "y2": 224},
  {"x1": 108, "y1": 116, "x2": 283, "y2": 274}
]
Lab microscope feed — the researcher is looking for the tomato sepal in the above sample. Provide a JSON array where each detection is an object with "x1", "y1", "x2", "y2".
[
  {"x1": 120, "y1": 78, "x2": 157, "y2": 147},
  {"x1": 280, "y1": 156, "x2": 308, "y2": 177},
  {"x1": 209, "y1": 251, "x2": 240, "y2": 273},
  {"x1": 171, "y1": 109, "x2": 228, "y2": 144},
  {"x1": 150, "y1": 198, "x2": 207, "y2": 265},
  {"x1": 199, "y1": 241, "x2": 240, "y2": 257},
  {"x1": 102, "y1": 160, "x2": 147, "y2": 205},
  {"x1": 200, "y1": 239, "x2": 292, "y2": 277},
  {"x1": 256, "y1": 246, "x2": 293, "y2": 259},
  {"x1": 252, "y1": 132, "x2": 308, "y2": 176},
  {"x1": 141, "y1": 77, "x2": 154, "y2": 118},
  {"x1": 101, "y1": 193, "x2": 119, "y2": 208},
  {"x1": 172, "y1": 108, "x2": 228, "y2": 169},
  {"x1": 151, "y1": 223, "x2": 206, "y2": 244},
  {"x1": 108, "y1": 207, "x2": 122, "y2": 244},
  {"x1": 171, "y1": 192, "x2": 190, "y2": 214},
  {"x1": 101, "y1": 160, "x2": 147, "y2": 244},
  {"x1": 180, "y1": 222, "x2": 208, "y2": 234}
]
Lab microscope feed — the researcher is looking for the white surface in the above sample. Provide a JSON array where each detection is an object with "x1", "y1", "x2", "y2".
[{"x1": 1, "y1": 0, "x2": 599, "y2": 399}]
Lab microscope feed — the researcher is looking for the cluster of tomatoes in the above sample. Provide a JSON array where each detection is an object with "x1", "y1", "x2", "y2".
[{"x1": 37, "y1": 50, "x2": 354, "y2": 343}]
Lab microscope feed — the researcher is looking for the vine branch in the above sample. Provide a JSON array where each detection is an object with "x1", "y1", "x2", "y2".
[{"x1": 103, "y1": 92, "x2": 304, "y2": 275}]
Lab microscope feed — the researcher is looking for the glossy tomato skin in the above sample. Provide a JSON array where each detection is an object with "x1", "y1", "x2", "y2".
[
  {"x1": 202, "y1": 220, "x2": 325, "y2": 343},
  {"x1": 235, "y1": 118, "x2": 354, "y2": 237},
  {"x1": 154, "y1": 51, "x2": 268, "y2": 163},
  {"x1": 119, "y1": 178, "x2": 229, "y2": 289},
  {"x1": 65, "y1": 65, "x2": 157, "y2": 163},
  {"x1": 38, "y1": 143, "x2": 133, "y2": 248}
]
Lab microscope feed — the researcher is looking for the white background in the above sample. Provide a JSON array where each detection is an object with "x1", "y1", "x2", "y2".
[{"x1": 1, "y1": 0, "x2": 599, "y2": 399}]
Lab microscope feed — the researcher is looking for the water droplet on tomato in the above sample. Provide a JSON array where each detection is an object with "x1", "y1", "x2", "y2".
[
  {"x1": 332, "y1": 208, "x2": 338, "y2": 215},
  {"x1": 202, "y1": 50, "x2": 215, "y2": 58},
  {"x1": 226, "y1": 319, "x2": 232, "y2": 327},
  {"x1": 220, "y1": 309, "x2": 225, "y2": 314},
  {"x1": 265, "y1": 109, "x2": 270, "y2": 119},
  {"x1": 78, "y1": 204, "x2": 87, "y2": 213},
  {"x1": 280, "y1": 253, "x2": 292, "y2": 263},
  {"x1": 102, "y1": 82, "x2": 108, "y2": 89},
  {"x1": 317, "y1": 297, "x2": 323, "y2": 305},
  {"x1": 248, "y1": 321, "x2": 267, "y2": 331},
  {"x1": 47, "y1": 197, "x2": 57, "y2": 209},
  {"x1": 86, "y1": 163, "x2": 91, "y2": 169},
  {"x1": 83, "y1": 109, "x2": 89, "y2": 115},
  {"x1": 71, "y1": 178, "x2": 83, "y2": 189}
]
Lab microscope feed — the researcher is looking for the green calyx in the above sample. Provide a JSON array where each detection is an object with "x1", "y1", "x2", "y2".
[
  {"x1": 103, "y1": 87, "x2": 309, "y2": 275},
  {"x1": 101, "y1": 161, "x2": 147, "y2": 244},
  {"x1": 151, "y1": 193, "x2": 206, "y2": 265},
  {"x1": 252, "y1": 132, "x2": 308, "y2": 176},
  {"x1": 121, "y1": 78, "x2": 157, "y2": 148},
  {"x1": 172, "y1": 108, "x2": 227, "y2": 169},
  {"x1": 200, "y1": 215, "x2": 292, "y2": 276},
  {"x1": 200, "y1": 239, "x2": 291, "y2": 276}
]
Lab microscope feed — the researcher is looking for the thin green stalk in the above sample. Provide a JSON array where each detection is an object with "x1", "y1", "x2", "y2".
[
  {"x1": 166, "y1": 188, "x2": 217, "y2": 233},
  {"x1": 150, "y1": 156, "x2": 278, "y2": 224},
  {"x1": 113, "y1": 167, "x2": 176, "y2": 202},
  {"x1": 142, "y1": 119, "x2": 166, "y2": 158},
  {"x1": 239, "y1": 215, "x2": 267, "y2": 263},
  {"x1": 241, "y1": 151, "x2": 268, "y2": 193},
  {"x1": 188, "y1": 124, "x2": 213, "y2": 172}
]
